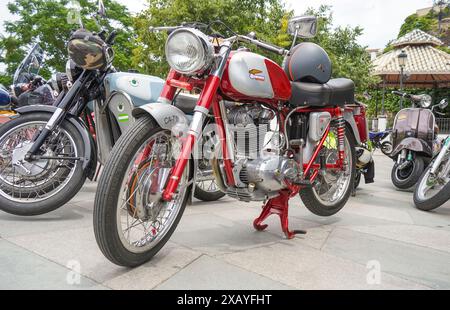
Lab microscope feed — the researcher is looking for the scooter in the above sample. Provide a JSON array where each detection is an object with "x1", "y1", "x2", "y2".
[{"x1": 390, "y1": 91, "x2": 444, "y2": 190}]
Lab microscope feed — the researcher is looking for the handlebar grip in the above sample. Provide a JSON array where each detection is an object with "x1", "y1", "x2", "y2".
[
  {"x1": 392, "y1": 91, "x2": 404, "y2": 97},
  {"x1": 106, "y1": 30, "x2": 118, "y2": 45},
  {"x1": 149, "y1": 26, "x2": 179, "y2": 32}
]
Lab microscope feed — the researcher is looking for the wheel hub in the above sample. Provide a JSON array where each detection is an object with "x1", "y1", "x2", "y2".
[{"x1": 11, "y1": 141, "x2": 51, "y2": 177}]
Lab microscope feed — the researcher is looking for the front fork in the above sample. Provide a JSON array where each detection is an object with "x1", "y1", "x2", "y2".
[
  {"x1": 162, "y1": 44, "x2": 232, "y2": 201},
  {"x1": 430, "y1": 137, "x2": 450, "y2": 176}
]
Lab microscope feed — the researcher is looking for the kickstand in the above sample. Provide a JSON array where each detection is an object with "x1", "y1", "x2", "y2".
[{"x1": 253, "y1": 190, "x2": 307, "y2": 239}]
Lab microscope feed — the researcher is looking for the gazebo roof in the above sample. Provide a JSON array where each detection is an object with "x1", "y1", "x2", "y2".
[
  {"x1": 373, "y1": 45, "x2": 450, "y2": 74},
  {"x1": 372, "y1": 29, "x2": 450, "y2": 88},
  {"x1": 391, "y1": 29, "x2": 444, "y2": 47}
]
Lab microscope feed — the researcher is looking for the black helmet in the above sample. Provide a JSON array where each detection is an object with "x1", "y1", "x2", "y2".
[
  {"x1": 68, "y1": 29, "x2": 111, "y2": 70},
  {"x1": 284, "y1": 42, "x2": 332, "y2": 84}
]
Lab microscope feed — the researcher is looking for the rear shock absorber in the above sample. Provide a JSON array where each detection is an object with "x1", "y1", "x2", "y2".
[{"x1": 336, "y1": 108, "x2": 346, "y2": 164}]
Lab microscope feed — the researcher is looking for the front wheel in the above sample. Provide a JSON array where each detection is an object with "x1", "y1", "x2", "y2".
[
  {"x1": 94, "y1": 116, "x2": 191, "y2": 267},
  {"x1": 391, "y1": 156, "x2": 424, "y2": 190},
  {"x1": 0, "y1": 113, "x2": 86, "y2": 216},
  {"x1": 414, "y1": 158, "x2": 450, "y2": 211},
  {"x1": 300, "y1": 125, "x2": 356, "y2": 217}
]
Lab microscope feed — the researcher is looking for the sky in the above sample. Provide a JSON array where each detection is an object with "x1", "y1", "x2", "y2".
[{"x1": 0, "y1": 0, "x2": 436, "y2": 49}]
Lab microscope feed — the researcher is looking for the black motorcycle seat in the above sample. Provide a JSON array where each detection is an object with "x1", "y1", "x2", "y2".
[
  {"x1": 173, "y1": 93, "x2": 198, "y2": 114},
  {"x1": 290, "y1": 78, "x2": 355, "y2": 107}
]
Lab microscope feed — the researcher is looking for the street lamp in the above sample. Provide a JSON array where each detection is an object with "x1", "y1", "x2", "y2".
[{"x1": 398, "y1": 50, "x2": 408, "y2": 109}]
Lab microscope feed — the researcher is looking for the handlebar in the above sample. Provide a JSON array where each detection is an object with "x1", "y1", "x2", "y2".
[
  {"x1": 149, "y1": 24, "x2": 288, "y2": 56},
  {"x1": 227, "y1": 35, "x2": 288, "y2": 56},
  {"x1": 149, "y1": 26, "x2": 180, "y2": 32}
]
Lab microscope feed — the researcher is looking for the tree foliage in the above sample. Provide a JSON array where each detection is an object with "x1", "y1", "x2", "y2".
[
  {"x1": 0, "y1": 0, "x2": 134, "y2": 86},
  {"x1": 132, "y1": 0, "x2": 289, "y2": 77}
]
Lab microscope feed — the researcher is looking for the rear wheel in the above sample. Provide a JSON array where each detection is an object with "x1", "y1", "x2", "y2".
[
  {"x1": 391, "y1": 156, "x2": 424, "y2": 190},
  {"x1": 381, "y1": 141, "x2": 393, "y2": 156},
  {"x1": 94, "y1": 116, "x2": 191, "y2": 267},
  {"x1": 194, "y1": 159, "x2": 225, "y2": 202},
  {"x1": 300, "y1": 126, "x2": 356, "y2": 217}
]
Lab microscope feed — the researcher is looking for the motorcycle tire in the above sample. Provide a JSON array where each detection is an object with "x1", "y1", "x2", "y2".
[
  {"x1": 391, "y1": 156, "x2": 424, "y2": 190},
  {"x1": 413, "y1": 165, "x2": 450, "y2": 211},
  {"x1": 194, "y1": 187, "x2": 225, "y2": 202},
  {"x1": 94, "y1": 115, "x2": 192, "y2": 267},
  {"x1": 381, "y1": 141, "x2": 393, "y2": 156},
  {"x1": 300, "y1": 128, "x2": 356, "y2": 217},
  {"x1": 0, "y1": 113, "x2": 86, "y2": 216}
]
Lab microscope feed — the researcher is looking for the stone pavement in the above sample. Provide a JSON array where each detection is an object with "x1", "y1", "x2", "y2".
[{"x1": 1, "y1": 152, "x2": 449, "y2": 290}]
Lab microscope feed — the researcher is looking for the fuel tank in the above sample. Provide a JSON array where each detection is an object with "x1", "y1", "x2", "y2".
[
  {"x1": 104, "y1": 72, "x2": 165, "y2": 107},
  {"x1": 221, "y1": 51, "x2": 291, "y2": 102},
  {"x1": 0, "y1": 87, "x2": 11, "y2": 108}
]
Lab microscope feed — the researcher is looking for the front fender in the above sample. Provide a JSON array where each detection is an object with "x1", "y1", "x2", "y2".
[
  {"x1": 15, "y1": 105, "x2": 97, "y2": 177},
  {"x1": 391, "y1": 137, "x2": 432, "y2": 158},
  {"x1": 132, "y1": 103, "x2": 189, "y2": 131}
]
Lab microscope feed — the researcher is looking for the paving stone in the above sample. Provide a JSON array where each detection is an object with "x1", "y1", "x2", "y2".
[
  {"x1": 322, "y1": 228, "x2": 450, "y2": 289},
  {"x1": 219, "y1": 239, "x2": 429, "y2": 290},
  {"x1": 0, "y1": 240, "x2": 105, "y2": 290},
  {"x1": 155, "y1": 255, "x2": 293, "y2": 290}
]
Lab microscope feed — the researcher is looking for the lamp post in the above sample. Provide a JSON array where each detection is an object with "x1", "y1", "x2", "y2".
[{"x1": 398, "y1": 50, "x2": 408, "y2": 109}]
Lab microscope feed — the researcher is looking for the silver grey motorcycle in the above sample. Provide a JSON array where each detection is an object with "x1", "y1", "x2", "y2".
[
  {"x1": 0, "y1": 1, "x2": 223, "y2": 216},
  {"x1": 414, "y1": 99, "x2": 450, "y2": 211}
]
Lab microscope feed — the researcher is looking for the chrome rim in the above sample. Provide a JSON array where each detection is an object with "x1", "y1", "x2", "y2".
[
  {"x1": 312, "y1": 129, "x2": 352, "y2": 207},
  {"x1": 417, "y1": 159, "x2": 450, "y2": 201},
  {"x1": 116, "y1": 131, "x2": 188, "y2": 254},
  {"x1": 0, "y1": 121, "x2": 78, "y2": 203}
]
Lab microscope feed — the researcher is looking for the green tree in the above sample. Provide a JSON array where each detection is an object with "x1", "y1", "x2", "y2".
[
  {"x1": 132, "y1": 0, "x2": 289, "y2": 77},
  {"x1": 0, "y1": 0, "x2": 134, "y2": 86},
  {"x1": 398, "y1": 14, "x2": 436, "y2": 37}
]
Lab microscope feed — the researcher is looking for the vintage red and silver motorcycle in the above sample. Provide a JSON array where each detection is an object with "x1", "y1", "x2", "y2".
[{"x1": 93, "y1": 16, "x2": 357, "y2": 267}]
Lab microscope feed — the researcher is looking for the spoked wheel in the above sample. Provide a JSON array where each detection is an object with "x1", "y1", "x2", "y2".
[
  {"x1": 300, "y1": 125, "x2": 356, "y2": 217},
  {"x1": 94, "y1": 116, "x2": 192, "y2": 267},
  {"x1": 0, "y1": 113, "x2": 86, "y2": 216},
  {"x1": 414, "y1": 156, "x2": 450, "y2": 211},
  {"x1": 194, "y1": 159, "x2": 225, "y2": 202}
]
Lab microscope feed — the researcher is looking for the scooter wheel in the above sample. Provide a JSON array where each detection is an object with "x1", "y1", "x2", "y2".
[{"x1": 391, "y1": 156, "x2": 424, "y2": 190}]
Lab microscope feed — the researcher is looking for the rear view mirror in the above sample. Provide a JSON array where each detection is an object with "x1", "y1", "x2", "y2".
[
  {"x1": 288, "y1": 15, "x2": 318, "y2": 38},
  {"x1": 439, "y1": 98, "x2": 448, "y2": 110},
  {"x1": 98, "y1": 0, "x2": 106, "y2": 17}
]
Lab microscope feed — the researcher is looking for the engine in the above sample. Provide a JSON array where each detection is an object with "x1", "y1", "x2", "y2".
[{"x1": 224, "y1": 103, "x2": 301, "y2": 202}]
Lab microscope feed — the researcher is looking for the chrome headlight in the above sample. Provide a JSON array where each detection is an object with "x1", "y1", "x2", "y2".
[
  {"x1": 165, "y1": 28, "x2": 214, "y2": 75},
  {"x1": 420, "y1": 94, "x2": 432, "y2": 108}
]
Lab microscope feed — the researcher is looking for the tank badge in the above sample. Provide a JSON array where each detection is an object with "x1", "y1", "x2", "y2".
[
  {"x1": 249, "y1": 69, "x2": 265, "y2": 81},
  {"x1": 130, "y1": 78, "x2": 139, "y2": 87}
]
